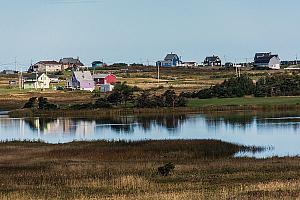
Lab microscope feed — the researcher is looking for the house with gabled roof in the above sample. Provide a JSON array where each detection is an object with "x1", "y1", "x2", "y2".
[
  {"x1": 28, "y1": 61, "x2": 62, "y2": 73},
  {"x1": 22, "y1": 73, "x2": 50, "y2": 89},
  {"x1": 156, "y1": 53, "x2": 181, "y2": 67},
  {"x1": 254, "y1": 52, "x2": 280, "y2": 70},
  {"x1": 92, "y1": 73, "x2": 117, "y2": 92},
  {"x1": 203, "y1": 55, "x2": 222, "y2": 66},
  {"x1": 59, "y1": 57, "x2": 84, "y2": 71},
  {"x1": 67, "y1": 71, "x2": 95, "y2": 92}
]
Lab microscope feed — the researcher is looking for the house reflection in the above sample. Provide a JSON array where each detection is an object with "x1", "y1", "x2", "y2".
[
  {"x1": 24, "y1": 118, "x2": 96, "y2": 137},
  {"x1": 23, "y1": 114, "x2": 188, "y2": 135}
]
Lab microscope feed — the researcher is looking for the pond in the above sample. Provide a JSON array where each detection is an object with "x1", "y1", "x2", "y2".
[{"x1": 1, "y1": 111, "x2": 300, "y2": 158}]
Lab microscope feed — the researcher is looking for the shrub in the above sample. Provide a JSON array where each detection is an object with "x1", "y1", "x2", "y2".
[
  {"x1": 23, "y1": 97, "x2": 38, "y2": 109},
  {"x1": 94, "y1": 98, "x2": 112, "y2": 108},
  {"x1": 157, "y1": 163, "x2": 175, "y2": 176},
  {"x1": 38, "y1": 97, "x2": 58, "y2": 110}
]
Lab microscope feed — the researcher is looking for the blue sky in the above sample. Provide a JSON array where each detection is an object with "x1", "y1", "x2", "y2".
[{"x1": 0, "y1": 0, "x2": 300, "y2": 69}]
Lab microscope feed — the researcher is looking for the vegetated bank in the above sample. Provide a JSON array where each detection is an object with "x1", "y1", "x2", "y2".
[
  {"x1": 8, "y1": 74, "x2": 300, "y2": 118},
  {"x1": 3, "y1": 139, "x2": 298, "y2": 200}
]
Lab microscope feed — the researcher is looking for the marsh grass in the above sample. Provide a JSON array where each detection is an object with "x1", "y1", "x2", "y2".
[{"x1": 0, "y1": 140, "x2": 298, "y2": 199}]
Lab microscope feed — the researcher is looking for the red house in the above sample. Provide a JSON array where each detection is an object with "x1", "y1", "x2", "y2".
[{"x1": 92, "y1": 74, "x2": 117, "y2": 85}]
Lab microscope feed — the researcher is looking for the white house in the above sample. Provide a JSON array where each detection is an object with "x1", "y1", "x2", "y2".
[
  {"x1": 22, "y1": 73, "x2": 51, "y2": 89},
  {"x1": 254, "y1": 53, "x2": 281, "y2": 70}
]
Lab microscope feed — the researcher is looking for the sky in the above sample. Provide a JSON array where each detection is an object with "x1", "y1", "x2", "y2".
[{"x1": 0, "y1": 0, "x2": 300, "y2": 69}]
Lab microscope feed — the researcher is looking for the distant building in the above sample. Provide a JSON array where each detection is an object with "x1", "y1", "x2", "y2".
[
  {"x1": 156, "y1": 53, "x2": 181, "y2": 67},
  {"x1": 48, "y1": 74, "x2": 60, "y2": 83},
  {"x1": 281, "y1": 60, "x2": 300, "y2": 66},
  {"x1": 28, "y1": 61, "x2": 62, "y2": 73},
  {"x1": 92, "y1": 61, "x2": 107, "y2": 68},
  {"x1": 203, "y1": 55, "x2": 222, "y2": 66},
  {"x1": 254, "y1": 52, "x2": 280, "y2": 70},
  {"x1": 1, "y1": 70, "x2": 18, "y2": 75},
  {"x1": 224, "y1": 62, "x2": 234, "y2": 68},
  {"x1": 93, "y1": 74, "x2": 117, "y2": 85},
  {"x1": 22, "y1": 73, "x2": 50, "y2": 89},
  {"x1": 67, "y1": 71, "x2": 95, "y2": 91},
  {"x1": 93, "y1": 74, "x2": 117, "y2": 92},
  {"x1": 59, "y1": 57, "x2": 84, "y2": 71},
  {"x1": 178, "y1": 61, "x2": 198, "y2": 68}
]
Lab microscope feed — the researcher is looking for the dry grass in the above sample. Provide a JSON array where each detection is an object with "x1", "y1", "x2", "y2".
[{"x1": 0, "y1": 140, "x2": 298, "y2": 199}]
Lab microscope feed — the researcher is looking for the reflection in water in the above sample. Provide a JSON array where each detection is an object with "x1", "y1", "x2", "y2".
[
  {"x1": 2, "y1": 111, "x2": 300, "y2": 157},
  {"x1": 22, "y1": 114, "x2": 188, "y2": 135},
  {"x1": 205, "y1": 112, "x2": 255, "y2": 129}
]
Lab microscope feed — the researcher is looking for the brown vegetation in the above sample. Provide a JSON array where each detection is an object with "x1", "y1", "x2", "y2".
[{"x1": 0, "y1": 140, "x2": 299, "y2": 199}]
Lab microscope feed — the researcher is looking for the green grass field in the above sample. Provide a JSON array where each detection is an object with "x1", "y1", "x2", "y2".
[{"x1": 187, "y1": 97, "x2": 300, "y2": 107}]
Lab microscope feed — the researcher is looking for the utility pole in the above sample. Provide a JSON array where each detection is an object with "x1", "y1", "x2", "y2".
[
  {"x1": 14, "y1": 57, "x2": 17, "y2": 71},
  {"x1": 157, "y1": 64, "x2": 160, "y2": 83}
]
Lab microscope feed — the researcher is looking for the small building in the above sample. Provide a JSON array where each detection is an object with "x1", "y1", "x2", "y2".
[
  {"x1": 48, "y1": 75, "x2": 60, "y2": 83},
  {"x1": 92, "y1": 61, "x2": 107, "y2": 68},
  {"x1": 59, "y1": 57, "x2": 84, "y2": 71},
  {"x1": 67, "y1": 71, "x2": 95, "y2": 92},
  {"x1": 22, "y1": 73, "x2": 50, "y2": 89},
  {"x1": 93, "y1": 74, "x2": 117, "y2": 85},
  {"x1": 2, "y1": 70, "x2": 18, "y2": 75},
  {"x1": 178, "y1": 62, "x2": 198, "y2": 68},
  {"x1": 28, "y1": 61, "x2": 62, "y2": 73},
  {"x1": 99, "y1": 84, "x2": 115, "y2": 92},
  {"x1": 93, "y1": 74, "x2": 117, "y2": 92},
  {"x1": 203, "y1": 55, "x2": 222, "y2": 66},
  {"x1": 254, "y1": 52, "x2": 280, "y2": 70},
  {"x1": 156, "y1": 53, "x2": 181, "y2": 67},
  {"x1": 224, "y1": 62, "x2": 234, "y2": 68}
]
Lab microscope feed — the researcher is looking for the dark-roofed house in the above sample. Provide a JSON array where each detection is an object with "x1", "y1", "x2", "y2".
[
  {"x1": 203, "y1": 55, "x2": 222, "y2": 66},
  {"x1": 92, "y1": 61, "x2": 107, "y2": 68},
  {"x1": 22, "y1": 73, "x2": 50, "y2": 89},
  {"x1": 28, "y1": 61, "x2": 62, "y2": 73},
  {"x1": 59, "y1": 57, "x2": 84, "y2": 71},
  {"x1": 156, "y1": 53, "x2": 181, "y2": 67},
  {"x1": 254, "y1": 52, "x2": 280, "y2": 70}
]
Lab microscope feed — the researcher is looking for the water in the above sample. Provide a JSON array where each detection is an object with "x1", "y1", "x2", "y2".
[{"x1": 1, "y1": 111, "x2": 300, "y2": 158}]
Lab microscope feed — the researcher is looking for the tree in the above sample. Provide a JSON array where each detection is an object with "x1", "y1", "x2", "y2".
[
  {"x1": 38, "y1": 97, "x2": 57, "y2": 110},
  {"x1": 108, "y1": 82, "x2": 134, "y2": 106},
  {"x1": 94, "y1": 98, "x2": 112, "y2": 108},
  {"x1": 23, "y1": 97, "x2": 38, "y2": 109}
]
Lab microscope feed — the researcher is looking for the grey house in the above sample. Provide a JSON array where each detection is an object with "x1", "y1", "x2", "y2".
[{"x1": 254, "y1": 53, "x2": 280, "y2": 70}]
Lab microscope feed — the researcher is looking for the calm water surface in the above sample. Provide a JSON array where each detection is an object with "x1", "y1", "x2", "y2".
[{"x1": 1, "y1": 111, "x2": 300, "y2": 158}]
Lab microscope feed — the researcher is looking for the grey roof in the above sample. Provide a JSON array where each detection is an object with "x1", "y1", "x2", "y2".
[
  {"x1": 73, "y1": 71, "x2": 93, "y2": 81},
  {"x1": 92, "y1": 74, "x2": 109, "y2": 79},
  {"x1": 23, "y1": 73, "x2": 45, "y2": 81},
  {"x1": 92, "y1": 74, "x2": 116, "y2": 79},
  {"x1": 59, "y1": 57, "x2": 84, "y2": 66},
  {"x1": 164, "y1": 54, "x2": 179, "y2": 61}
]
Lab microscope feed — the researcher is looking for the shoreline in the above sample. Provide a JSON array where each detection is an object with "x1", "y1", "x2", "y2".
[{"x1": 8, "y1": 104, "x2": 300, "y2": 118}]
